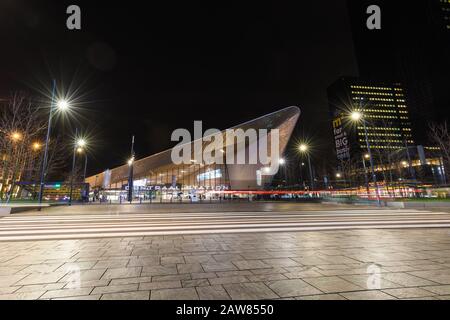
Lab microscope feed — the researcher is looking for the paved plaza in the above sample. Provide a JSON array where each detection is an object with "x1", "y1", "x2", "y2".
[{"x1": 1, "y1": 203, "x2": 450, "y2": 300}]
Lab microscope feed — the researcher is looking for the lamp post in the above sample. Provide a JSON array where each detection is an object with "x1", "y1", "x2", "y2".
[
  {"x1": 83, "y1": 152, "x2": 88, "y2": 181},
  {"x1": 69, "y1": 133, "x2": 86, "y2": 206},
  {"x1": 299, "y1": 144, "x2": 314, "y2": 191},
  {"x1": 127, "y1": 135, "x2": 135, "y2": 203},
  {"x1": 38, "y1": 80, "x2": 70, "y2": 203},
  {"x1": 350, "y1": 109, "x2": 381, "y2": 206},
  {"x1": 362, "y1": 153, "x2": 370, "y2": 196}
]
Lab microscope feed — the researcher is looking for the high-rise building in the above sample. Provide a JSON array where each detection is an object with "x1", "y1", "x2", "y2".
[
  {"x1": 328, "y1": 77, "x2": 414, "y2": 160},
  {"x1": 347, "y1": 0, "x2": 450, "y2": 144},
  {"x1": 438, "y1": 0, "x2": 450, "y2": 31}
]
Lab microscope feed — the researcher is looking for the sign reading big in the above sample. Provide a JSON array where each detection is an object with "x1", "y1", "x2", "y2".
[{"x1": 333, "y1": 116, "x2": 350, "y2": 161}]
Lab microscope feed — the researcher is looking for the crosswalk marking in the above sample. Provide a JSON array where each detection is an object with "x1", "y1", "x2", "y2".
[{"x1": 1, "y1": 209, "x2": 450, "y2": 241}]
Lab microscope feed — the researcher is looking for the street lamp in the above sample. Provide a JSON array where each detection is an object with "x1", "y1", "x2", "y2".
[
  {"x1": 38, "y1": 79, "x2": 71, "y2": 204},
  {"x1": 69, "y1": 131, "x2": 87, "y2": 206},
  {"x1": 350, "y1": 108, "x2": 381, "y2": 206},
  {"x1": 127, "y1": 135, "x2": 135, "y2": 203},
  {"x1": 298, "y1": 143, "x2": 314, "y2": 191},
  {"x1": 32, "y1": 142, "x2": 42, "y2": 151},
  {"x1": 57, "y1": 100, "x2": 69, "y2": 111},
  {"x1": 5, "y1": 131, "x2": 24, "y2": 203},
  {"x1": 10, "y1": 131, "x2": 23, "y2": 142},
  {"x1": 362, "y1": 154, "x2": 370, "y2": 196}
]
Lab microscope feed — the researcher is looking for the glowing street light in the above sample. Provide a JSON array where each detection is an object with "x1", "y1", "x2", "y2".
[
  {"x1": 128, "y1": 157, "x2": 135, "y2": 166},
  {"x1": 279, "y1": 158, "x2": 286, "y2": 165},
  {"x1": 298, "y1": 143, "x2": 314, "y2": 191},
  {"x1": 32, "y1": 142, "x2": 42, "y2": 151},
  {"x1": 57, "y1": 99, "x2": 70, "y2": 111},
  {"x1": 350, "y1": 111, "x2": 362, "y2": 122},
  {"x1": 76, "y1": 138, "x2": 86, "y2": 148},
  {"x1": 38, "y1": 79, "x2": 73, "y2": 204},
  {"x1": 336, "y1": 173, "x2": 342, "y2": 179},
  {"x1": 69, "y1": 130, "x2": 88, "y2": 206},
  {"x1": 11, "y1": 132, "x2": 22, "y2": 142},
  {"x1": 349, "y1": 104, "x2": 381, "y2": 206},
  {"x1": 299, "y1": 144, "x2": 308, "y2": 153}
]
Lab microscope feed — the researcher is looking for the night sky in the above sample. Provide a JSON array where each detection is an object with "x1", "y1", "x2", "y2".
[{"x1": 0, "y1": 1, "x2": 359, "y2": 175}]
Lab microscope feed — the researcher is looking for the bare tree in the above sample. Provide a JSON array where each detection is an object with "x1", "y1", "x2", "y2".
[
  {"x1": 0, "y1": 92, "x2": 67, "y2": 200},
  {"x1": 428, "y1": 122, "x2": 450, "y2": 181}
]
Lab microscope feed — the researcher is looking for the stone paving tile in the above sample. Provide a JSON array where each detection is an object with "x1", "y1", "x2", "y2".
[
  {"x1": 405, "y1": 296, "x2": 439, "y2": 300},
  {"x1": 59, "y1": 269, "x2": 106, "y2": 282},
  {"x1": 285, "y1": 270, "x2": 324, "y2": 279},
  {"x1": 267, "y1": 279, "x2": 322, "y2": 297},
  {"x1": 250, "y1": 267, "x2": 287, "y2": 275},
  {"x1": 202, "y1": 262, "x2": 237, "y2": 272},
  {"x1": 55, "y1": 261, "x2": 97, "y2": 272},
  {"x1": 213, "y1": 254, "x2": 244, "y2": 262},
  {"x1": 109, "y1": 276, "x2": 153, "y2": 286},
  {"x1": 302, "y1": 276, "x2": 363, "y2": 293},
  {"x1": 15, "y1": 272, "x2": 68, "y2": 286},
  {"x1": 101, "y1": 267, "x2": 142, "y2": 279},
  {"x1": 101, "y1": 291, "x2": 150, "y2": 300},
  {"x1": 232, "y1": 260, "x2": 271, "y2": 270},
  {"x1": 151, "y1": 287, "x2": 199, "y2": 300},
  {"x1": 184, "y1": 255, "x2": 215, "y2": 264},
  {"x1": 340, "y1": 291, "x2": 396, "y2": 300},
  {"x1": 196, "y1": 285, "x2": 231, "y2": 300},
  {"x1": 296, "y1": 294, "x2": 346, "y2": 300},
  {"x1": 191, "y1": 272, "x2": 217, "y2": 280},
  {"x1": 340, "y1": 274, "x2": 401, "y2": 290},
  {"x1": 0, "y1": 286, "x2": 20, "y2": 295},
  {"x1": 64, "y1": 279, "x2": 110, "y2": 289},
  {"x1": 223, "y1": 282, "x2": 279, "y2": 300},
  {"x1": 93, "y1": 259, "x2": 130, "y2": 269},
  {"x1": 91, "y1": 284, "x2": 138, "y2": 295},
  {"x1": 182, "y1": 279, "x2": 210, "y2": 288},
  {"x1": 152, "y1": 274, "x2": 191, "y2": 282},
  {"x1": 381, "y1": 272, "x2": 438, "y2": 287},
  {"x1": 0, "y1": 291, "x2": 46, "y2": 300},
  {"x1": 161, "y1": 256, "x2": 185, "y2": 265},
  {"x1": 128, "y1": 257, "x2": 160, "y2": 267},
  {"x1": 15, "y1": 283, "x2": 65, "y2": 293},
  {"x1": 382, "y1": 287, "x2": 436, "y2": 299},
  {"x1": 409, "y1": 270, "x2": 450, "y2": 284},
  {"x1": 0, "y1": 266, "x2": 27, "y2": 276},
  {"x1": 54, "y1": 295, "x2": 101, "y2": 300},
  {"x1": 0, "y1": 274, "x2": 29, "y2": 287},
  {"x1": 209, "y1": 276, "x2": 249, "y2": 285},
  {"x1": 139, "y1": 281, "x2": 181, "y2": 291},
  {"x1": 16, "y1": 263, "x2": 63, "y2": 274},
  {"x1": 216, "y1": 270, "x2": 253, "y2": 277},
  {"x1": 421, "y1": 285, "x2": 450, "y2": 295},
  {"x1": 261, "y1": 258, "x2": 300, "y2": 268},
  {"x1": 141, "y1": 265, "x2": 178, "y2": 277},
  {"x1": 247, "y1": 274, "x2": 288, "y2": 282},
  {"x1": 40, "y1": 288, "x2": 94, "y2": 299},
  {"x1": 177, "y1": 263, "x2": 204, "y2": 274}
]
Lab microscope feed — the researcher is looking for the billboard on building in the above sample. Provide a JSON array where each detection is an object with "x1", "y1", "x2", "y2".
[{"x1": 332, "y1": 116, "x2": 351, "y2": 161}]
